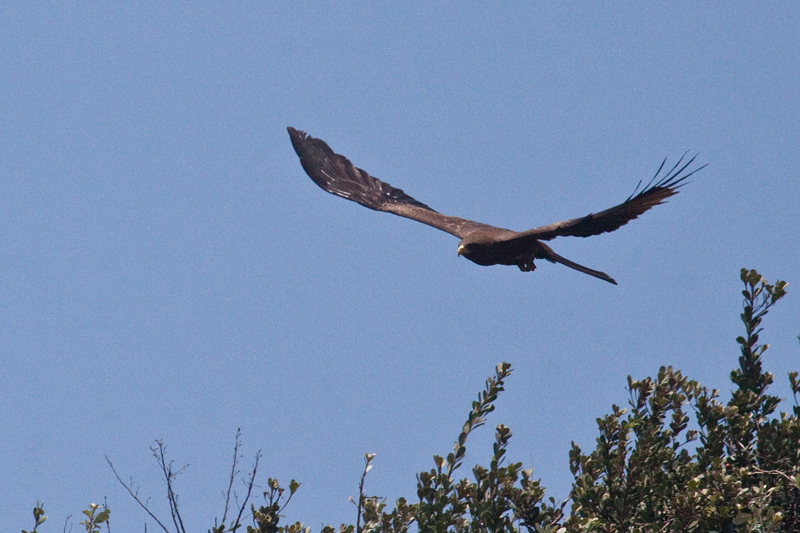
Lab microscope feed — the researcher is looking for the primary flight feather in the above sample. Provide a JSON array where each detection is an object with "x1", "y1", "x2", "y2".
[{"x1": 287, "y1": 127, "x2": 706, "y2": 285}]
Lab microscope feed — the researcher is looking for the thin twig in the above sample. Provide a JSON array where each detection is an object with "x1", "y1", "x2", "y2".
[
  {"x1": 750, "y1": 466, "x2": 800, "y2": 485},
  {"x1": 104, "y1": 497, "x2": 112, "y2": 533},
  {"x1": 62, "y1": 513, "x2": 73, "y2": 533},
  {"x1": 221, "y1": 429, "x2": 243, "y2": 526},
  {"x1": 152, "y1": 442, "x2": 187, "y2": 533},
  {"x1": 356, "y1": 454, "x2": 375, "y2": 533},
  {"x1": 105, "y1": 456, "x2": 171, "y2": 533},
  {"x1": 231, "y1": 450, "x2": 262, "y2": 531}
]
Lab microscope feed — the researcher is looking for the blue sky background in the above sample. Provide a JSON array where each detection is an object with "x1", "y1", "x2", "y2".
[{"x1": 2, "y1": 3, "x2": 798, "y2": 531}]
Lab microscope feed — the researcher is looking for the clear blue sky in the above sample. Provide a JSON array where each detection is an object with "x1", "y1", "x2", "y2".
[{"x1": 2, "y1": 3, "x2": 798, "y2": 531}]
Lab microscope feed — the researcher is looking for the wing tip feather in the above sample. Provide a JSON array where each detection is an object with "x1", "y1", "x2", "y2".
[{"x1": 627, "y1": 152, "x2": 706, "y2": 201}]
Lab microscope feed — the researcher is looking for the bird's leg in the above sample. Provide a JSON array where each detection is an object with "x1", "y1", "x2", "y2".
[{"x1": 518, "y1": 259, "x2": 537, "y2": 272}]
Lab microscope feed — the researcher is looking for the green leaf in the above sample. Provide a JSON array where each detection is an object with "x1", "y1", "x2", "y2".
[{"x1": 95, "y1": 509, "x2": 110, "y2": 523}]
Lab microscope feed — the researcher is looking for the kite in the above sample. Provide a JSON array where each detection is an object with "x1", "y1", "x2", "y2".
[{"x1": 288, "y1": 127, "x2": 705, "y2": 285}]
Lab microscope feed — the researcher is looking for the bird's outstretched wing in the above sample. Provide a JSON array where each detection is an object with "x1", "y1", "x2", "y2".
[
  {"x1": 288, "y1": 127, "x2": 489, "y2": 238},
  {"x1": 506, "y1": 154, "x2": 707, "y2": 243}
]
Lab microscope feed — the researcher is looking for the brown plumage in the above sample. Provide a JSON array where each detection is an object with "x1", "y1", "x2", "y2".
[{"x1": 287, "y1": 127, "x2": 706, "y2": 285}]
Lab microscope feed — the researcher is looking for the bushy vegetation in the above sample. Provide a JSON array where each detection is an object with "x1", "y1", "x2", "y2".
[{"x1": 23, "y1": 269, "x2": 798, "y2": 532}]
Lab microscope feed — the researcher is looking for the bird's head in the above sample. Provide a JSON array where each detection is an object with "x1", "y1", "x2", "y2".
[
  {"x1": 457, "y1": 241, "x2": 476, "y2": 260},
  {"x1": 456, "y1": 235, "x2": 498, "y2": 267}
]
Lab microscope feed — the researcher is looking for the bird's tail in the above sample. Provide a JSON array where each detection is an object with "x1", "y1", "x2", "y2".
[{"x1": 539, "y1": 243, "x2": 617, "y2": 285}]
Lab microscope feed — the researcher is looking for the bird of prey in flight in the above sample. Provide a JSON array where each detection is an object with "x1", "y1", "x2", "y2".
[{"x1": 287, "y1": 127, "x2": 705, "y2": 285}]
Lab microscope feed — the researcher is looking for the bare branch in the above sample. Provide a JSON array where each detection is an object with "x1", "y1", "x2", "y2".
[
  {"x1": 221, "y1": 429, "x2": 243, "y2": 526},
  {"x1": 62, "y1": 513, "x2": 73, "y2": 533},
  {"x1": 105, "y1": 456, "x2": 171, "y2": 533},
  {"x1": 749, "y1": 466, "x2": 800, "y2": 485},
  {"x1": 151, "y1": 441, "x2": 187, "y2": 533},
  {"x1": 230, "y1": 450, "x2": 262, "y2": 532},
  {"x1": 355, "y1": 453, "x2": 375, "y2": 533}
]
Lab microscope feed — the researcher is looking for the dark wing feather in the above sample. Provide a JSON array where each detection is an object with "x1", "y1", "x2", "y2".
[
  {"x1": 507, "y1": 153, "x2": 707, "y2": 242},
  {"x1": 288, "y1": 127, "x2": 489, "y2": 239}
]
